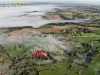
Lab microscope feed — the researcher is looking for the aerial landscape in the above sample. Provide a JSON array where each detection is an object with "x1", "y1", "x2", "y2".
[{"x1": 0, "y1": 0, "x2": 100, "y2": 75}]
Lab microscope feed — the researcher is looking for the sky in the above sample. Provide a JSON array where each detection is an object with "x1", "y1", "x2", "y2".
[{"x1": 0, "y1": 0, "x2": 100, "y2": 5}]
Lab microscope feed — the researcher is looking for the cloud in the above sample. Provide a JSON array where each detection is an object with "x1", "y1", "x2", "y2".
[
  {"x1": 0, "y1": 5, "x2": 87, "y2": 28},
  {"x1": 0, "y1": 5, "x2": 57, "y2": 28},
  {"x1": 0, "y1": 32, "x2": 76, "y2": 54}
]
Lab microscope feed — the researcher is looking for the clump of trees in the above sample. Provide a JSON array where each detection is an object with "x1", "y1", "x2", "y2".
[{"x1": 8, "y1": 26, "x2": 33, "y2": 32}]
